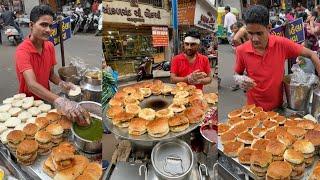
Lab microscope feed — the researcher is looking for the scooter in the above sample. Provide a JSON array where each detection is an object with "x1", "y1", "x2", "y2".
[
  {"x1": 136, "y1": 57, "x2": 153, "y2": 82},
  {"x1": 4, "y1": 25, "x2": 22, "y2": 46}
]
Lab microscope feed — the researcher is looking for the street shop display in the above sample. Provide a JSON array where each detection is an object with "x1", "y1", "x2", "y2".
[
  {"x1": 0, "y1": 94, "x2": 103, "y2": 179},
  {"x1": 218, "y1": 104, "x2": 320, "y2": 179},
  {"x1": 105, "y1": 80, "x2": 218, "y2": 139}
]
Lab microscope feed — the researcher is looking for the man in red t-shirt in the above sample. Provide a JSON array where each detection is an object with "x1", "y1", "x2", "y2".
[
  {"x1": 170, "y1": 29, "x2": 212, "y2": 90},
  {"x1": 15, "y1": 5, "x2": 89, "y2": 126},
  {"x1": 234, "y1": 5, "x2": 320, "y2": 111}
]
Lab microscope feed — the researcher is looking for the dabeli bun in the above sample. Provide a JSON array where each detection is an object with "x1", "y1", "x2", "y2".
[
  {"x1": 250, "y1": 150, "x2": 273, "y2": 178},
  {"x1": 138, "y1": 108, "x2": 156, "y2": 121},
  {"x1": 266, "y1": 161, "x2": 292, "y2": 180},
  {"x1": 128, "y1": 118, "x2": 147, "y2": 136},
  {"x1": 183, "y1": 107, "x2": 204, "y2": 124},
  {"x1": 228, "y1": 109, "x2": 243, "y2": 118},
  {"x1": 168, "y1": 114, "x2": 189, "y2": 132},
  {"x1": 223, "y1": 141, "x2": 244, "y2": 158},
  {"x1": 146, "y1": 118, "x2": 169, "y2": 138}
]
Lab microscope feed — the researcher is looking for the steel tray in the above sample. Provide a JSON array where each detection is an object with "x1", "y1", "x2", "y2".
[{"x1": 102, "y1": 94, "x2": 207, "y2": 143}]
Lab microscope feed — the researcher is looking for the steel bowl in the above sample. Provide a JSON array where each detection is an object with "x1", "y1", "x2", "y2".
[
  {"x1": 151, "y1": 139, "x2": 194, "y2": 180},
  {"x1": 71, "y1": 101, "x2": 102, "y2": 153}
]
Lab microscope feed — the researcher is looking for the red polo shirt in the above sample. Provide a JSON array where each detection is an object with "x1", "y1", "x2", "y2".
[
  {"x1": 15, "y1": 39, "x2": 57, "y2": 99},
  {"x1": 235, "y1": 35, "x2": 303, "y2": 111},
  {"x1": 171, "y1": 53, "x2": 211, "y2": 90}
]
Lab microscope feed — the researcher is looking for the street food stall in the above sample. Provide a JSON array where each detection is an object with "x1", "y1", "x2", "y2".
[
  {"x1": 0, "y1": 66, "x2": 104, "y2": 179},
  {"x1": 102, "y1": 80, "x2": 218, "y2": 179},
  {"x1": 216, "y1": 71, "x2": 320, "y2": 179}
]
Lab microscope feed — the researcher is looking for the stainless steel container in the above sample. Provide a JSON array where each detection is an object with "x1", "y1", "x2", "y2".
[
  {"x1": 58, "y1": 66, "x2": 82, "y2": 85},
  {"x1": 151, "y1": 139, "x2": 194, "y2": 180},
  {"x1": 80, "y1": 72, "x2": 102, "y2": 103},
  {"x1": 311, "y1": 88, "x2": 320, "y2": 121},
  {"x1": 283, "y1": 75, "x2": 313, "y2": 111},
  {"x1": 71, "y1": 101, "x2": 102, "y2": 153}
]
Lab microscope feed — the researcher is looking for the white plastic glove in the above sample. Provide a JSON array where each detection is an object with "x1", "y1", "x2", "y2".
[
  {"x1": 58, "y1": 81, "x2": 76, "y2": 94},
  {"x1": 187, "y1": 70, "x2": 207, "y2": 85},
  {"x1": 234, "y1": 75, "x2": 256, "y2": 91},
  {"x1": 54, "y1": 97, "x2": 90, "y2": 126}
]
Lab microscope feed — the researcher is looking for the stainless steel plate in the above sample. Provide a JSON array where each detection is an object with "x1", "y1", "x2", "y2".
[
  {"x1": 151, "y1": 140, "x2": 193, "y2": 178},
  {"x1": 102, "y1": 95, "x2": 205, "y2": 142}
]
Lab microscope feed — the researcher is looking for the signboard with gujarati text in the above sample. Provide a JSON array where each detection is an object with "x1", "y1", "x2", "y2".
[
  {"x1": 178, "y1": 0, "x2": 196, "y2": 25},
  {"x1": 152, "y1": 26, "x2": 169, "y2": 47},
  {"x1": 48, "y1": 17, "x2": 72, "y2": 46},
  {"x1": 270, "y1": 18, "x2": 304, "y2": 44}
]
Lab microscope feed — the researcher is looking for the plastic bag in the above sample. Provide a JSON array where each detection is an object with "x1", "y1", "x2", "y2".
[
  {"x1": 290, "y1": 64, "x2": 318, "y2": 86},
  {"x1": 233, "y1": 74, "x2": 255, "y2": 85},
  {"x1": 70, "y1": 58, "x2": 88, "y2": 77}
]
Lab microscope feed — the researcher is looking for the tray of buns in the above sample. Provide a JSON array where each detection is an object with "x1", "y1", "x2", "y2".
[
  {"x1": 0, "y1": 93, "x2": 103, "y2": 179},
  {"x1": 102, "y1": 80, "x2": 218, "y2": 142},
  {"x1": 218, "y1": 104, "x2": 320, "y2": 179}
]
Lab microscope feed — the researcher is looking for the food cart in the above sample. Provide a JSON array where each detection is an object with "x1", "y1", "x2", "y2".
[
  {"x1": 216, "y1": 73, "x2": 320, "y2": 179},
  {"x1": 102, "y1": 80, "x2": 218, "y2": 179},
  {"x1": 0, "y1": 67, "x2": 104, "y2": 179}
]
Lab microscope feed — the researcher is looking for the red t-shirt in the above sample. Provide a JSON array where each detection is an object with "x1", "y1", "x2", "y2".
[
  {"x1": 235, "y1": 35, "x2": 303, "y2": 111},
  {"x1": 15, "y1": 39, "x2": 57, "y2": 99},
  {"x1": 171, "y1": 52, "x2": 211, "y2": 90}
]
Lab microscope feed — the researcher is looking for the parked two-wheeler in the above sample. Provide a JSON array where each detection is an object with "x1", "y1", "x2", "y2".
[
  {"x1": 136, "y1": 57, "x2": 153, "y2": 82},
  {"x1": 3, "y1": 25, "x2": 22, "y2": 46}
]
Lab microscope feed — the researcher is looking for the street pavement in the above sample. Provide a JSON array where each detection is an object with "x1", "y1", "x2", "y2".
[
  {"x1": 0, "y1": 27, "x2": 102, "y2": 101},
  {"x1": 218, "y1": 44, "x2": 246, "y2": 122}
]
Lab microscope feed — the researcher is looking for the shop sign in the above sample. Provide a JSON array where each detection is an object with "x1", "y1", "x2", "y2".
[
  {"x1": 103, "y1": 1, "x2": 170, "y2": 26},
  {"x1": 194, "y1": 0, "x2": 215, "y2": 32},
  {"x1": 178, "y1": 0, "x2": 196, "y2": 25},
  {"x1": 270, "y1": 18, "x2": 304, "y2": 44},
  {"x1": 152, "y1": 26, "x2": 169, "y2": 47},
  {"x1": 48, "y1": 17, "x2": 72, "y2": 46}
]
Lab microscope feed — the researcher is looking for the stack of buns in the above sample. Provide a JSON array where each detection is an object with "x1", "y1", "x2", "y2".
[
  {"x1": 283, "y1": 149, "x2": 305, "y2": 179},
  {"x1": 219, "y1": 104, "x2": 320, "y2": 179},
  {"x1": 16, "y1": 139, "x2": 38, "y2": 165},
  {"x1": 42, "y1": 142, "x2": 102, "y2": 180},
  {"x1": 106, "y1": 80, "x2": 216, "y2": 138},
  {"x1": 0, "y1": 94, "x2": 75, "y2": 166},
  {"x1": 46, "y1": 124, "x2": 64, "y2": 147},
  {"x1": 7, "y1": 130, "x2": 25, "y2": 152},
  {"x1": 35, "y1": 130, "x2": 52, "y2": 155}
]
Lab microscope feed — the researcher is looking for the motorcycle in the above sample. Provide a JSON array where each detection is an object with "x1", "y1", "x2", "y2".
[
  {"x1": 136, "y1": 57, "x2": 153, "y2": 82},
  {"x1": 83, "y1": 12, "x2": 99, "y2": 33},
  {"x1": 73, "y1": 12, "x2": 86, "y2": 35},
  {"x1": 4, "y1": 25, "x2": 22, "y2": 46}
]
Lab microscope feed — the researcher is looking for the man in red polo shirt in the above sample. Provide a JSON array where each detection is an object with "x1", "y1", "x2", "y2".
[
  {"x1": 234, "y1": 5, "x2": 320, "y2": 111},
  {"x1": 170, "y1": 29, "x2": 212, "y2": 90},
  {"x1": 15, "y1": 5, "x2": 89, "y2": 126}
]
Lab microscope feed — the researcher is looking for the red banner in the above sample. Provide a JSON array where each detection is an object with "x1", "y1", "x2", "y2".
[{"x1": 152, "y1": 27, "x2": 169, "y2": 47}]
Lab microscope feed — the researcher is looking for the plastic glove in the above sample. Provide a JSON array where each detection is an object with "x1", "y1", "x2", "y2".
[
  {"x1": 187, "y1": 70, "x2": 207, "y2": 85},
  {"x1": 54, "y1": 97, "x2": 90, "y2": 126},
  {"x1": 234, "y1": 75, "x2": 256, "y2": 91},
  {"x1": 58, "y1": 81, "x2": 76, "y2": 94}
]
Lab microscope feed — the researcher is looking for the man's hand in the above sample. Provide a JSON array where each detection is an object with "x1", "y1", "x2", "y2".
[
  {"x1": 234, "y1": 75, "x2": 256, "y2": 91},
  {"x1": 54, "y1": 97, "x2": 91, "y2": 126},
  {"x1": 58, "y1": 81, "x2": 76, "y2": 94},
  {"x1": 187, "y1": 70, "x2": 207, "y2": 84}
]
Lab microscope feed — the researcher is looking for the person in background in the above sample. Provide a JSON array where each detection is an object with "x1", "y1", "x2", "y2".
[
  {"x1": 231, "y1": 22, "x2": 249, "y2": 47},
  {"x1": 0, "y1": 6, "x2": 23, "y2": 38},
  {"x1": 285, "y1": 8, "x2": 294, "y2": 21},
  {"x1": 234, "y1": 5, "x2": 320, "y2": 111},
  {"x1": 170, "y1": 29, "x2": 212, "y2": 90},
  {"x1": 91, "y1": 0, "x2": 98, "y2": 14},
  {"x1": 279, "y1": 9, "x2": 286, "y2": 19},
  {"x1": 15, "y1": 5, "x2": 89, "y2": 126},
  {"x1": 75, "y1": 3, "x2": 84, "y2": 14},
  {"x1": 224, "y1": 5, "x2": 237, "y2": 43}
]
